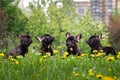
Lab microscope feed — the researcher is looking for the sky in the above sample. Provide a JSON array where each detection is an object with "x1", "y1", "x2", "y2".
[{"x1": 19, "y1": 0, "x2": 32, "y2": 8}]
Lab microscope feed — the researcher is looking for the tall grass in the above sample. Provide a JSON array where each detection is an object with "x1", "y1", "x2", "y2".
[{"x1": 0, "y1": 51, "x2": 120, "y2": 80}]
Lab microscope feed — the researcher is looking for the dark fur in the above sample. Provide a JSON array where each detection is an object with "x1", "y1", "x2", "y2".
[
  {"x1": 36, "y1": 34, "x2": 54, "y2": 56},
  {"x1": 5, "y1": 33, "x2": 32, "y2": 58},
  {"x1": 66, "y1": 32, "x2": 82, "y2": 56},
  {"x1": 86, "y1": 33, "x2": 116, "y2": 55}
]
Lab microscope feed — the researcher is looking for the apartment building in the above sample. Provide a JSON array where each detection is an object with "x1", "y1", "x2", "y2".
[{"x1": 74, "y1": 0, "x2": 120, "y2": 24}]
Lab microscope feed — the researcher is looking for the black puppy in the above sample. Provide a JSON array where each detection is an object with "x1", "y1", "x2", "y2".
[
  {"x1": 5, "y1": 32, "x2": 33, "y2": 58},
  {"x1": 66, "y1": 32, "x2": 82, "y2": 56},
  {"x1": 36, "y1": 34, "x2": 54, "y2": 56},
  {"x1": 86, "y1": 33, "x2": 116, "y2": 55}
]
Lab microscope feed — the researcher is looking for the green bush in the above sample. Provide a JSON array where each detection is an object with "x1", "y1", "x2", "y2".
[{"x1": 0, "y1": 0, "x2": 28, "y2": 50}]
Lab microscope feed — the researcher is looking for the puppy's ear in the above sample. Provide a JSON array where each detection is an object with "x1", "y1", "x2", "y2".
[
  {"x1": 76, "y1": 34, "x2": 82, "y2": 42},
  {"x1": 36, "y1": 36, "x2": 42, "y2": 42},
  {"x1": 98, "y1": 34, "x2": 102, "y2": 40},
  {"x1": 66, "y1": 32, "x2": 70, "y2": 39},
  {"x1": 17, "y1": 34, "x2": 22, "y2": 40}
]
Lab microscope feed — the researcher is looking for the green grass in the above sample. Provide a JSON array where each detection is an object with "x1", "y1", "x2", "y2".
[{"x1": 0, "y1": 50, "x2": 120, "y2": 80}]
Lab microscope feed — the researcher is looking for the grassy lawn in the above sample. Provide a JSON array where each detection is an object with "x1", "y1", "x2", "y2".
[{"x1": 0, "y1": 49, "x2": 120, "y2": 80}]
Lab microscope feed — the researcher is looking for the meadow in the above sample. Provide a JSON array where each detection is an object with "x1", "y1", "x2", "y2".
[
  {"x1": 1, "y1": 10, "x2": 120, "y2": 80},
  {"x1": 0, "y1": 49, "x2": 120, "y2": 80},
  {"x1": 1, "y1": 1, "x2": 120, "y2": 80}
]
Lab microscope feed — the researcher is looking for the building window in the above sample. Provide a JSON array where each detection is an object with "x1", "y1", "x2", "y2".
[
  {"x1": 108, "y1": 0, "x2": 112, "y2": 12},
  {"x1": 91, "y1": 0, "x2": 100, "y2": 20},
  {"x1": 78, "y1": 6, "x2": 85, "y2": 16}
]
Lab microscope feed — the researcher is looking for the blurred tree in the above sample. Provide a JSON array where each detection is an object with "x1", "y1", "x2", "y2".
[
  {"x1": 1, "y1": 0, "x2": 27, "y2": 33},
  {"x1": 0, "y1": 0, "x2": 27, "y2": 50},
  {"x1": 107, "y1": 8, "x2": 120, "y2": 51},
  {"x1": 0, "y1": 8, "x2": 8, "y2": 49}
]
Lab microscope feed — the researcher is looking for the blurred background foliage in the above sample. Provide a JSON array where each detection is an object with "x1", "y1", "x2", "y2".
[
  {"x1": 0, "y1": 0, "x2": 27, "y2": 51},
  {"x1": 0, "y1": 0, "x2": 119, "y2": 54},
  {"x1": 107, "y1": 8, "x2": 120, "y2": 52}
]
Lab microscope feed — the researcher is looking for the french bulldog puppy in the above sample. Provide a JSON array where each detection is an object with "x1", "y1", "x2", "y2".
[
  {"x1": 66, "y1": 32, "x2": 82, "y2": 56},
  {"x1": 86, "y1": 33, "x2": 116, "y2": 55},
  {"x1": 36, "y1": 34, "x2": 54, "y2": 56},
  {"x1": 5, "y1": 32, "x2": 32, "y2": 58}
]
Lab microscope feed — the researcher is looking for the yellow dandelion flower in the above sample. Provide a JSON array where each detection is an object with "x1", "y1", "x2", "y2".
[
  {"x1": 53, "y1": 50, "x2": 59, "y2": 54},
  {"x1": 100, "y1": 50, "x2": 103, "y2": 53},
  {"x1": 42, "y1": 55, "x2": 47, "y2": 58},
  {"x1": 96, "y1": 52, "x2": 102, "y2": 57},
  {"x1": 0, "y1": 53, "x2": 4, "y2": 57},
  {"x1": 57, "y1": 46, "x2": 62, "y2": 49},
  {"x1": 88, "y1": 69, "x2": 94, "y2": 77},
  {"x1": 96, "y1": 74, "x2": 103, "y2": 79},
  {"x1": 117, "y1": 55, "x2": 120, "y2": 59},
  {"x1": 39, "y1": 55, "x2": 47, "y2": 62},
  {"x1": 77, "y1": 56, "x2": 81, "y2": 58},
  {"x1": 118, "y1": 52, "x2": 120, "y2": 55},
  {"x1": 15, "y1": 61, "x2": 19, "y2": 65},
  {"x1": 102, "y1": 76, "x2": 114, "y2": 80},
  {"x1": 116, "y1": 52, "x2": 120, "y2": 59},
  {"x1": 88, "y1": 69, "x2": 93, "y2": 73},
  {"x1": 106, "y1": 56, "x2": 115, "y2": 61},
  {"x1": 63, "y1": 55, "x2": 67, "y2": 59},
  {"x1": 90, "y1": 54, "x2": 95, "y2": 58},
  {"x1": 46, "y1": 52, "x2": 51, "y2": 56},
  {"x1": 64, "y1": 52, "x2": 69, "y2": 56},
  {"x1": 93, "y1": 50, "x2": 98, "y2": 53},
  {"x1": 81, "y1": 53, "x2": 88, "y2": 57},
  {"x1": 100, "y1": 52, "x2": 106, "y2": 56},
  {"x1": 39, "y1": 58, "x2": 43, "y2": 62},
  {"x1": 16, "y1": 56, "x2": 20, "y2": 59},
  {"x1": 72, "y1": 72, "x2": 80, "y2": 77},
  {"x1": 8, "y1": 55, "x2": 13, "y2": 59}
]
